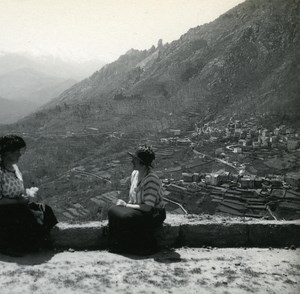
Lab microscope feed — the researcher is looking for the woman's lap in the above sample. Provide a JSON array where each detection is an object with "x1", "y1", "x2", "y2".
[
  {"x1": 0, "y1": 203, "x2": 57, "y2": 250},
  {"x1": 108, "y1": 206, "x2": 160, "y2": 228},
  {"x1": 0, "y1": 204, "x2": 36, "y2": 226},
  {"x1": 108, "y1": 205, "x2": 166, "y2": 253},
  {"x1": 108, "y1": 206, "x2": 145, "y2": 222},
  {"x1": 108, "y1": 205, "x2": 165, "y2": 235}
]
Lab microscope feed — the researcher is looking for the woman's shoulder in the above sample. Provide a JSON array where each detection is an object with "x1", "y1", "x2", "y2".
[
  {"x1": 144, "y1": 171, "x2": 160, "y2": 183},
  {"x1": 146, "y1": 170, "x2": 159, "y2": 178}
]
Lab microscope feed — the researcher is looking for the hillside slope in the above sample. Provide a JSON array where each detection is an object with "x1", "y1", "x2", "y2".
[{"x1": 11, "y1": 0, "x2": 300, "y2": 133}]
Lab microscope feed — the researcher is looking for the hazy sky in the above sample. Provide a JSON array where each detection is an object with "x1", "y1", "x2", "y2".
[{"x1": 0, "y1": 0, "x2": 244, "y2": 62}]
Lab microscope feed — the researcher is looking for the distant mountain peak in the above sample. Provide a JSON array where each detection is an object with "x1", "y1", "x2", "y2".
[
  {"x1": 157, "y1": 39, "x2": 163, "y2": 49},
  {"x1": 125, "y1": 48, "x2": 141, "y2": 56}
]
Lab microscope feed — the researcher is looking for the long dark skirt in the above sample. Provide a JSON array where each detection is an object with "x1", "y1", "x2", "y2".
[
  {"x1": 0, "y1": 203, "x2": 58, "y2": 252},
  {"x1": 108, "y1": 205, "x2": 166, "y2": 254}
]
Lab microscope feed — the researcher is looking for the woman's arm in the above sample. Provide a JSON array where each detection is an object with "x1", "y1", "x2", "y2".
[
  {"x1": 116, "y1": 199, "x2": 152, "y2": 212},
  {"x1": 142, "y1": 174, "x2": 161, "y2": 208},
  {"x1": 121, "y1": 174, "x2": 161, "y2": 212},
  {"x1": 125, "y1": 203, "x2": 152, "y2": 212}
]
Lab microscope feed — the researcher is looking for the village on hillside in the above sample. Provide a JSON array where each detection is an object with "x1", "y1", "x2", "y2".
[
  {"x1": 37, "y1": 115, "x2": 300, "y2": 222},
  {"x1": 155, "y1": 116, "x2": 300, "y2": 220}
]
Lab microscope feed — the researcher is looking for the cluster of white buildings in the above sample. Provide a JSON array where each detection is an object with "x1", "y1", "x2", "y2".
[
  {"x1": 227, "y1": 121, "x2": 299, "y2": 151},
  {"x1": 175, "y1": 170, "x2": 299, "y2": 189}
]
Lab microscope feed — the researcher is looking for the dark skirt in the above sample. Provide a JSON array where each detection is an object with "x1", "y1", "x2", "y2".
[
  {"x1": 0, "y1": 203, "x2": 58, "y2": 252},
  {"x1": 108, "y1": 205, "x2": 166, "y2": 254}
]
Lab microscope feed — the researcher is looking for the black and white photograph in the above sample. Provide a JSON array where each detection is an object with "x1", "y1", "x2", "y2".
[{"x1": 0, "y1": 0, "x2": 299, "y2": 293}]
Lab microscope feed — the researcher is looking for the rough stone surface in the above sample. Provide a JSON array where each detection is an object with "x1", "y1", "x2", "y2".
[
  {"x1": 50, "y1": 221, "x2": 108, "y2": 249},
  {"x1": 180, "y1": 223, "x2": 248, "y2": 247},
  {"x1": 155, "y1": 223, "x2": 181, "y2": 247},
  {"x1": 248, "y1": 223, "x2": 300, "y2": 247},
  {"x1": 0, "y1": 248, "x2": 299, "y2": 294}
]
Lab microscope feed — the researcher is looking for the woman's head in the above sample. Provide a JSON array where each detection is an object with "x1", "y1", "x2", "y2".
[
  {"x1": 0, "y1": 135, "x2": 26, "y2": 164},
  {"x1": 128, "y1": 145, "x2": 155, "y2": 169}
]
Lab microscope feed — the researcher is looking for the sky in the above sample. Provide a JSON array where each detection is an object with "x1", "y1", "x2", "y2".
[{"x1": 0, "y1": 0, "x2": 245, "y2": 62}]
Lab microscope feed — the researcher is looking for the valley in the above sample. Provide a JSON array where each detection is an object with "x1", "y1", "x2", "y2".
[{"x1": 0, "y1": 0, "x2": 299, "y2": 222}]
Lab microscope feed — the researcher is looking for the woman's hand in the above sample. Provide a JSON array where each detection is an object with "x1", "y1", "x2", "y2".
[
  {"x1": 126, "y1": 203, "x2": 152, "y2": 212},
  {"x1": 26, "y1": 187, "x2": 39, "y2": 198},
  {"x1": 116, "y1": 199, "x2": 127, "y2": 207}
]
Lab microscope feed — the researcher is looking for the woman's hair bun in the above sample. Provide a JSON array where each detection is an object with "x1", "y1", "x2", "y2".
[{"x1": 0, "y1": 135, "x2": 26, "y2": 155}]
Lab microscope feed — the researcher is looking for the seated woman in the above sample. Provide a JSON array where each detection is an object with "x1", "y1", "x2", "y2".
[
  {"x1": 108, "y1": 145, "x2": 166, "y2": 254},
  {"x1": 0, "y1": 135, "x2": 58, "y2": 256}
]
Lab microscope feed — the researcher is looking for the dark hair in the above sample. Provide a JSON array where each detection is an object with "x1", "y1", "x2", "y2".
[
  {"x1": 129, "y1": 145, "x2": 155, "y2": 167},
  {"x1": 0, "y1": 135, "x2": 26, "y2": 155}
]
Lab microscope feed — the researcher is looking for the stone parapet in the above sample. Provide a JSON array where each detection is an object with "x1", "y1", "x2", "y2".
[{"x1": 49, "y1": 215, "x2": 300, "y2": 249}]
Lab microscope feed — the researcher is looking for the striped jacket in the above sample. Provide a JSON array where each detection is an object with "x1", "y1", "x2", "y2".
[{"x1": 128, "y1": 170, "x2": 165, "y2": 208}]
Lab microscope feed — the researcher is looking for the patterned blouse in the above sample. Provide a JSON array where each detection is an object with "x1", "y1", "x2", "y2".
[
  {"x1": 128, "y1": 170, "x2": 165, "y2": 208},
  {"x1": 0, "y1": 164, "x2": 25, "y2": 199}
]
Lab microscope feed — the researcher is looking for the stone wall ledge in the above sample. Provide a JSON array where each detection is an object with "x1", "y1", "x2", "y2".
[{"x1": 50, "y1": 215, "x2": 300, "y2": 249}]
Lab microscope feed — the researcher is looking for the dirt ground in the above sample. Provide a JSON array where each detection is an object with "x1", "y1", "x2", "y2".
[{"x1": 0, "y1": 248, "x2": 299, "y2": 294}]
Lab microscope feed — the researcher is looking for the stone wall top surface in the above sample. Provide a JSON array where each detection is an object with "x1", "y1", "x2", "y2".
[{"x1": 55, "y1": 214, "x2": 300, "y2": 229}]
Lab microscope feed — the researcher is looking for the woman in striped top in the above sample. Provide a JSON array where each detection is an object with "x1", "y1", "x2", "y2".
[{"x1": 108, "y1": 145, "x2": 166, "y2": 254}]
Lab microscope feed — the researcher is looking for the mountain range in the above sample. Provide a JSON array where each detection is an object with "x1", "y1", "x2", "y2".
[
  {"x1": 12, "y1": 0, "x2": 299, "y2": 134},
  {"x1": 0, "y1": 52, "x2": 106, "y2": 80},
  {"x1": 0, "y1": 53, "x2": 106, "y2": 124},
  {"x1": 0, "y1": 96, "x2": 37, "y2": 124},
  {"x1": 0, "y1": 67, "x2": 76, "y2": 103}
]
